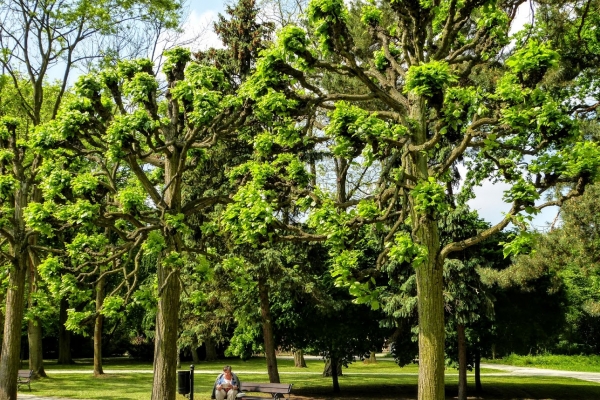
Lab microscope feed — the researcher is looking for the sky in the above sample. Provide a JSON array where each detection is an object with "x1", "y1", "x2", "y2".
[{"x1": 183, "y1": 0, "x2": 557, "y2": 230}]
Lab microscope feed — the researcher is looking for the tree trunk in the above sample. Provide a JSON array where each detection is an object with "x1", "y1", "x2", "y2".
[
  {"x1": 414, "y1": 221, "x2": 444, "y2": 400},
  {"x1": 0, "y1": 252, "x2": 29, "y2": 400},
  {"x1": 475, "y1": 348, "x2": 482, "y2": 393},
  {"x1": 27, "y1": 224, "x2": 46, "y2": 378},
  {"x1": 258, "y1": 276, "x2": 280, "y2": 383},
  {"x1": 191, "y1": 346, "x2": 200, "y2": 364},
  {"x1": 409, "y1": 94, "x2": 445, "y2": 400},
  {"x1": 151, "y1": 261, "x2": 181, "y2": 400},
  {"x1": 293, "y1": 349, "x2": 307, "y2": 368},
  {"x1": 94, "y1": 277, "x2": 105, "y2": 376},
  {"x1": 323, "y1": 357, "x2": 341, "y2": 393},
  {"x1": 0, "y1": 291, "x2": 4, "y2": 357},
  {"x1": 26, "y1": 250, "x2": 45, "y2": 378},
  {"x1": 57, "y1": 298, "x2": 73, "y2": 364},
  {"x1": 457, "y1": 324, "x2": 467, "y2": 400},
  {"x1": 364, "y1": 351, "x2": 376, "y2": 364},
  {"x1": 205, "y1": 338, "x2": 217, "y2": 361},
  {"x1": 322, "y1": 357, "x2": 343, "y2": 376},
  {"x1": 27, "y1": 319, "x2": 46, "y2": 378}
]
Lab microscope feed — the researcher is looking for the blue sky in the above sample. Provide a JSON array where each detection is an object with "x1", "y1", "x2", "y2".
[{"x1": 183, "y1": 0, "x2": 556, "y2": 230}]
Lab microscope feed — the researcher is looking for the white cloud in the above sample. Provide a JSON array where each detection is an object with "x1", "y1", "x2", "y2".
[{"x1": 180, "y1": 10, "x2": 225, "y2": 51}]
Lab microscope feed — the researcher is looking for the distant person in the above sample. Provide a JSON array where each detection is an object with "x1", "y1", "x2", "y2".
[{"x1": 211, "y1": 365, "x2": 240, "y2": 400}]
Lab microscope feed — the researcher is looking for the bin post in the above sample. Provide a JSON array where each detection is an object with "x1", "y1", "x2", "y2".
[{"x1": 190, "y1": 364, "x2": 194, "y2": 400}]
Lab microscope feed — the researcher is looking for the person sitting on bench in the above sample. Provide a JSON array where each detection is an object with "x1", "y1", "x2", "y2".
[{"x1": 212, "y1": 365, "x2": 240, "y2": 400}]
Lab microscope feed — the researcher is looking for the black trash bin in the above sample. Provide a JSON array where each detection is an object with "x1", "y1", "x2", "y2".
[{"x1": 178, "y1": 370, "x2": 191, "y2": 395}]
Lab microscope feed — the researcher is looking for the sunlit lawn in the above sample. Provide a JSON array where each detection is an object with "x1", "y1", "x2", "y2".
[{"x1": 20, "y1": 356, "x2": 600, "y2": 399}]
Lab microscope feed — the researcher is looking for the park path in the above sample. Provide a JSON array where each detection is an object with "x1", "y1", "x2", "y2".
[
  {"x1": 480, "y1": 363, "x2": 600, "y2": 384},
  {"x1": 16, "y1": 364, "x2": 600, "y2": 399}
]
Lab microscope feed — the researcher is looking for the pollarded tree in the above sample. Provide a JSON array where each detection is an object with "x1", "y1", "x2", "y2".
[
  {"x1": 224, "y1": 1, "x2": 600, "y2": 399},
  {"x1": 31, "y1": 50, "x2": 248, "y2": 400},
  {"x1": 0, "y1": 0, "x2": 182, "y2": 397}
]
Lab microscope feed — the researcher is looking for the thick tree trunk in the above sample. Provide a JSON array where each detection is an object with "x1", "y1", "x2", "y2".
[
  {"x1": 410, "y1": 94, "x2": 445, "y2": 400},
  {"x1": 294, "y1": 349, "x2": 307, "y2": 368},
  {"x1": 57, "y1": 298, "x2": 72, "y2": 364},
  {"x1": 258, "y1": 276, "x2": 280, "y2": 383},
  {"x1": 323, "y1": 357, "x2": 341, "y2": 393},
  {"x1": 27, "y1": 319, "x2": 46, "y2": 378},
  {"x1": 151, "y1": 262, "x2": 181, "y2": 400},
  {"x1": 94, "y1": 277, "x2": 105, "y2": 376},
  {"x1": 457, "y1": 324, "x2": 467, "y2": 400},
  {"x1": 364, "y1": 351, "x2": 376, "y2": 364},
  {"x1": 475, "y1": 348, "x2": 482, "y2": 393},
  {"x1": 205, "y1": 338, "x2": 217, "y2": 361},
  {"x1": 0, "y1": 252, "x2": 29, "y2": 400},
  {"x1": 414, "y1": 222, "x2": 444, "y2": 400}
]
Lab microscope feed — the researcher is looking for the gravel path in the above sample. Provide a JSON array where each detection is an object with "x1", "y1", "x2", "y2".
[{"x1": 480, "y1": 363, "x2": 600, "y2": 384}]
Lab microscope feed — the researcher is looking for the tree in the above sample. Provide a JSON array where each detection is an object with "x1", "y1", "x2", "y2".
[
  {"x1": 224, "y1": 1, "x2": 600, "y2": 399},
  {"x1": 0, "y1": 0, "x2": 181, "y2": 397},
  {"x1": 32, "y1": 48, "x2": 248, "y2": 400}
]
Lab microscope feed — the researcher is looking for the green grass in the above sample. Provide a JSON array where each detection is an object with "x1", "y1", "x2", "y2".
[
  {"x1": 19, "y1": 356, "x2": 600, "y2": 399},
  {"x1": 484, "y1": 353, "x2": 600, "y2": 372}
]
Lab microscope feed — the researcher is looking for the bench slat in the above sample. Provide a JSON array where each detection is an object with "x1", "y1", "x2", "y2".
[
  {"x1": 240, "y1": 382, "x2": 292, "y2": 392},
  {"x1": 237, "y1": 382, "x2": 292, "y2": 400}
]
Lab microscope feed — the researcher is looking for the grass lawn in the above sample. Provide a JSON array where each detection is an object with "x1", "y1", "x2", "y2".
[
  {"x1": 484, "y1": 354, "x2": 600, "y2": 373},
  {"x1": 19, "y1": 356, "x2": 600, "y2": 399}
]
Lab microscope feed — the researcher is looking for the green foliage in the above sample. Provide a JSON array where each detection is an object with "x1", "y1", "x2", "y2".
[
  {"x1": 361, "y1": 3, "x2": 382, "y2": 26},
  {"x1": 101, "y1": 295, "x2": 126, "y2": 319},
  {"x1": 279, "y1": 25, "x2": 309, "y2": 54},
  {"x1": 411, "y1": 177, "x2": 448, "y2": 215},
  {"x1": 0, "y1": 174, "x2": 17, "y2": 200},
  {"x1": 162, "y1": 47, "x2": 192, "y2": 78},
  {"x1": 65, "y1": 309, "x2": 95, "y2": 336},
  {"x1": 223, "y1": 183, "x2": 276, "y2": 246},
  {"x1": 506, "y1": 40, "x2": 559, "y2": 77},
  {"x1": 123, "y1": 72, "x2": 158, "y2": 104},
  {"x1": 307, "y1": 0, "x2": 348, "y2": 54},
  {"x1": 500, "y1": 231, "x2": 536, "y2": 258},
  {"x1": 502, "y1": 179, "x2": 540, "y2": 205},
  {"x1": 405, "y1": 60, "x2": 457, "y2": 97},
  {"x1": 118, "y1": 183, "x2": 148, "y2": 213},
  {"x1": 326, "y1": 101, "x2": 406, "y2": 157},
  {"x1": 388, "y1": 232, "x2": 428, "y2": 268},
  {"x1": 24, "y1": 202, "x2": 56, "y2": 237}
]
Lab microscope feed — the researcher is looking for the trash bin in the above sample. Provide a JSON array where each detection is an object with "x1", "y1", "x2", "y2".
[{"x1": 178, "y1": 370, "x2": 191, "y2": 395}]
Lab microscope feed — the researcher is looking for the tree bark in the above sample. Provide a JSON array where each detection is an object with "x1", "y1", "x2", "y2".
[
  {"x1": 57, "y1": 298, "x2": 73, "y2": 364},
  {"x1": 294, "y1": 349, "x2": 307, "y2": 368},
  {"x1": 475, "y1": 348, "x2": 482, "y2": 393},
  {"x1": 27, "y1": 245, "x2": 46, "y2": 379},
  {"x1": 191, "y1": 346, "x2": 200, "y2": 364},
  {"x1": 27, "y1": 319, "x2": 46, "y2": 378},
  {"x1": 94, "y1": 276, "x2": 105, "y2": 376},
  {"x1": 151, "y1": 260, "x2": 181, "y2": 400},
  {"x1": 0, "y1": 252, "x2": 28, "y2": 400},
  {"x1": 457, "y1": 324, "x2": 467, "y2": 400},
  {"x1": 364, "y1": 351, "x2": 376, "y2": 364},
  {"x1": 410, "y1": 94, "x2": 445, "y2": 400},
  {"x1": 205, "y1": 338, "x2": 217, "y2": 361},
  {"x1": 258, "y1": 276, "x2": 280, "y2": 383},
  {"x1": 323, "y1": 357, "x2": 341, "y2": 393}
]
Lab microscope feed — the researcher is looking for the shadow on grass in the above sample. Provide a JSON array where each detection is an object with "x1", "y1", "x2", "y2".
[{"x1": 292, "y1": 381, "x2": 600, "y2": 400}]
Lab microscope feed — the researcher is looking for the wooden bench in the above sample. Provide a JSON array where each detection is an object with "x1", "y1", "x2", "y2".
[
  {"x1": 237, "y1": 382, "x2": 292, "y2": 400},
  {"x1": 17, "y1": 370, "x2": 33, "y2": 390}
]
